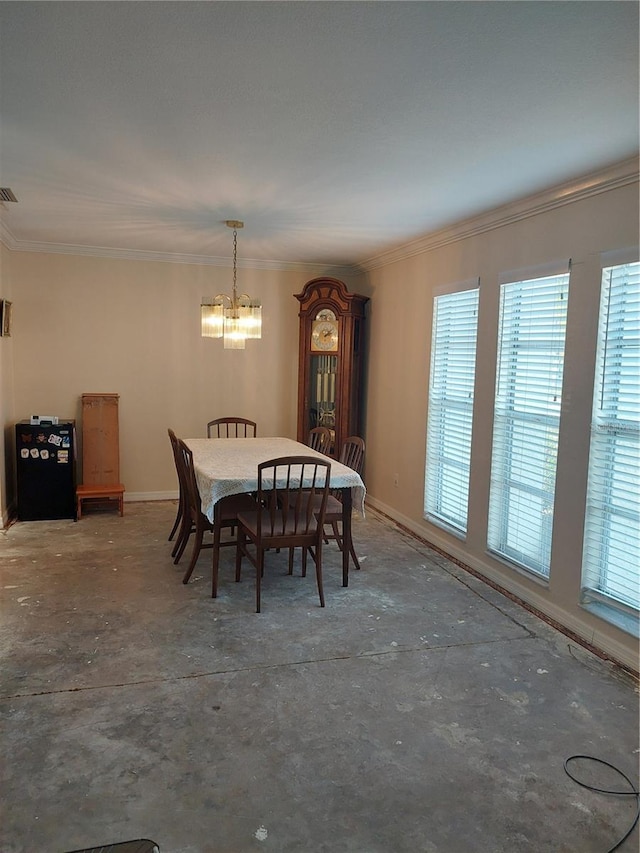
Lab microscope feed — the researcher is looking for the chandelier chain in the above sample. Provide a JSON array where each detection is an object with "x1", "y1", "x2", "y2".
[{"x1": 232, "y1": 228, "x2": 238, "y2": 302}]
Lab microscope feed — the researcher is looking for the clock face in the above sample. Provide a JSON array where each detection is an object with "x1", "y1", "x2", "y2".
[{"x1": 311, "y1": 319, "x2": 339, "y2": 351}]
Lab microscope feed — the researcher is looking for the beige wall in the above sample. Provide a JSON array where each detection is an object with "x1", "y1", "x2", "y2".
[
  {"x1": 2, "y1": 251, "x2": 363, "y2": 505},
  {"x1": 363, "y1": 178, "x2": 639, "y2": 670}
]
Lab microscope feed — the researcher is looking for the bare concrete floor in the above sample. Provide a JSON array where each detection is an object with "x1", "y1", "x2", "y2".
[{"x1": 1, "y1": 501, "x2": 638, "y2": 853}]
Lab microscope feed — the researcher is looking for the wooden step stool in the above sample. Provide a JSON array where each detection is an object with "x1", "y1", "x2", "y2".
[{"x1": 76, "y1": 483, "x2": 125, "y2": 519}]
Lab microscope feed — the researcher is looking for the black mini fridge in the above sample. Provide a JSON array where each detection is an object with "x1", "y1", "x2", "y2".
[{"x1": 15, "y1": 420, "x2": 76, "y2": 520}]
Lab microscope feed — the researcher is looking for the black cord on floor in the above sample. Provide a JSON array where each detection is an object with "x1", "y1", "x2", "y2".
[{"x1": 564, "y1": 755, "x2": 640, "y2": 852}]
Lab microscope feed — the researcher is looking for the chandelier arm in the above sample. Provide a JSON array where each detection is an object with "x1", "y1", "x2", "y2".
[{"x1": 213, "y1": 293, "x2": 232, "y2": 307}]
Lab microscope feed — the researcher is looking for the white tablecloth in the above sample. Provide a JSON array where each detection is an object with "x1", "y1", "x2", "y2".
[{"x1": 185, "y1": 437, "x2": 366, "y2": 524}]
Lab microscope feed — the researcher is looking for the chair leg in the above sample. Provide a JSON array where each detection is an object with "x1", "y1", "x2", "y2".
[
  {"x1": 331, "y1": 520, "x2": 343, "y2": 550},
  {"x1": 182, "y1": 526, "x2": 204, "y2": 584},
  {"x1": 314, "y1": 546, "x2": 325, "y2": 607},
  {"x1": 350, "y1": 540, "x2": 361, "y2": 570},
  {"x1": 173, "y1": 527, "x2": 189, "y2": 563},
  {"x1": 168, "y1": 498, "x2": 183, "y2": 541},
  {"x1": 331, "y1": 520, "x2": 361, "y2": 570},
  {"x1": 172, "y1": 512, "x2": 192, "y2": 562},
  {"x1": 235, "y1": 532, "x2": 244, "y2": 582},
  {"x1": 256, "y1": 549, "x2": 264, "y2": 613},
  {"x1": 171, "y1": 534, "x2": 180, "y2": 559}
]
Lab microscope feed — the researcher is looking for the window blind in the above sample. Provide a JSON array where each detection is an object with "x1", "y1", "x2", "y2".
[
  {"x1": 582, "y1": 261, "x2": 640, "y2": 615},
  {"x1": 488, "y1": 272, "x2": 569, "y2": 576},
  {"x1": 424, "y1": 286, "x2": 479, "y2": 533}
]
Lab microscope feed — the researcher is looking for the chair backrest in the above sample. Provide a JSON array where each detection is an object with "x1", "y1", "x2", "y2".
[
  {"x1": 168, "y1": 428, "x2": 182, "y2": 483},
  {"x1": 339, "y1": 436, "x2": 365, "y2": 476},
  {"x1": 328, "y1": 435, "x2": 365, "y2": 501},
  {"x1": 175, "y1": 438, "x2": 202, "y2": 519},
  {"x1": 257, "y1": 456, "x2": 331, "y2": 539},
  {"x1": 207, "y1": 417, "x2": 257, "y2": 438},
  {"x1": 168, "y1": 427, "x2": 178, "y2": 457},
  {"x1": 308, "y1": 426, "x2": 332, "y2": 454}
]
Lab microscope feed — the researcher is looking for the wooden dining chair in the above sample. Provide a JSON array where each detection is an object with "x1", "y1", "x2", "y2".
[
  {"x1": 172, "y1": 438, "x2": 214, "y2": 581},
  {"x1": 173, "y1": 438, "x2": 255, "y2": 586},
  {"x1": 207, "y1": 417, "x2": 257, "y2": 438},
  {"x1": 321, "y1": 436, "x2": 365, "y2": 570},
  {"x1": 307, "y1": 426, "x2": 332, "y2": 454},
  {"x1": 290, "y1": 436, "x2": 365, "y2": 570},
  {"x1": 235, "y1": 456, "x2": 332, "y2": 612}
]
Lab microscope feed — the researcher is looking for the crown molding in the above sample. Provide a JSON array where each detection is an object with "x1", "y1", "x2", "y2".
[
  {"x1": 359, "y1": 155, "x2": 640, "y2": 272},
  {"x1": 0, "y1": 226, "x2": 352, "y2": 276}
]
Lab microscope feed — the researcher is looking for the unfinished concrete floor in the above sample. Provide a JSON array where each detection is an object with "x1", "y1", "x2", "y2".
[{"x1": 1, "y1": 501, "x2": 638, "y2": 853}]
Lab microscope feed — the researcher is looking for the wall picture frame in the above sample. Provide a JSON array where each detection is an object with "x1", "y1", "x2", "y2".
[{"x1": 0, "y1": 299, "x2": 12, "y2": 336}]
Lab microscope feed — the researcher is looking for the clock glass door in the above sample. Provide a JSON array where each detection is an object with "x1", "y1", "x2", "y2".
[{"x1": 308, "y1": 354, "x2": 338, "y2": 452}]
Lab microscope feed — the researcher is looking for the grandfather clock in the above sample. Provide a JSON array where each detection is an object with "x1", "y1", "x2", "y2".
[{"x1": 295, "y1": 277, "x2": 369, "y2": 456}]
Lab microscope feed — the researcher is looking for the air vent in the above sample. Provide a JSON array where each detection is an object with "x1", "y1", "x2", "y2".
[{"x1": 0, "y1": 188, "x2": 18, "y2": 203}]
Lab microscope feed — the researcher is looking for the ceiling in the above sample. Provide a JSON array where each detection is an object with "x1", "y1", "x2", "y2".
[{"x1": 0, "y1": 1, "x2": 638, "y2": 269}]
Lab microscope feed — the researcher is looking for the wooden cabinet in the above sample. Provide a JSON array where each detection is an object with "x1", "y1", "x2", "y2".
[
  {"x1": 76, "y1": 393, "x2": 124, "y2": 518},
  {"x1": 295, "y1": 278, "x2": 369, "y2": 456}
]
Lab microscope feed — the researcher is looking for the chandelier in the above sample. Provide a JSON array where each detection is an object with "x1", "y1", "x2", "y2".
[{"x1": 201, "y1": 220, "x2": 262, "y2": 349}]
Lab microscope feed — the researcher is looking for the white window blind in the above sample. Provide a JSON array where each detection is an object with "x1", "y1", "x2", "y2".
[
  {"x1": 424, "y1": 286, "x2": 479, "y2": 533},
  {"x1": 488, "y1": 272, "x2": 569, "y2": 576},
  {"x1": 582, "y1": 261, "x2": 640, "y2": 618}
]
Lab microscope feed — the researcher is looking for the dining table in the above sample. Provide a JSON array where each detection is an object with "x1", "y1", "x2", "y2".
[{"x1": 184, "y1": 436, "x2": 366, "y2": 589}]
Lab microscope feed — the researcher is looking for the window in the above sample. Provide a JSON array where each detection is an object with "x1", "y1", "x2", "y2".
[
  {"x1": 424, "y1": 285, "x2": 479, "y2": 533},
  {"x1": 582, "y1": 261, "x2": 639, "y2": 629},
  {"x1": 488, "y1": 270, "x2": 569, "y2": 576}
]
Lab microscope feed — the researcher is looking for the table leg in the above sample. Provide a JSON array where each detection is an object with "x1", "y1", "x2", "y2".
[
  {"x1": 341, "y1": 487, "x2": 352, "y2": 587},
  {"x1": 212, "y1": 501, "x2": 222, "y2": 598}
]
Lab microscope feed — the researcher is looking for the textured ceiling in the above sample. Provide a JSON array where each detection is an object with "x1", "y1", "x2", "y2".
[{"x1": 0, "y1": 1, "x2": 638, "y2": 268}]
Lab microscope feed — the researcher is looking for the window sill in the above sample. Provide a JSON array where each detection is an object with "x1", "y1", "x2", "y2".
[
  {"x1": 424, "y1": 513, "x2": 466, "y2": 541},
  {"x1": 581, "y1": 600, "x2": 640, "y2": 639},
  {"x1": 486, "y1": 548, "x2": 551, "y2": 589}
]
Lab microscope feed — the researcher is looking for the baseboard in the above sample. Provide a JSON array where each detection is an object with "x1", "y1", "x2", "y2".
[
  {"x1": 365, "y1": 496, "x2": 638, "y2": 674},
  {"x1": 2, "y1": 493, "x2": 177, "y2": 527},
  {"x1": 124, "y1": 490, "x2": 178, "y2": 502}
]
